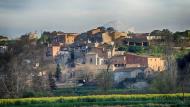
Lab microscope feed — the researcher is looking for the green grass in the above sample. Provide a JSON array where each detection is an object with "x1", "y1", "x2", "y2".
[
  {"x1": 52, "y1": 87, "x2": 150, "y2": 96},
  {"x1": 0, "y1": 93, "x2": 190, "y2": 107}
]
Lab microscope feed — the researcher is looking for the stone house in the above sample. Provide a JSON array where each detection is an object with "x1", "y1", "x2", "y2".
[
  {"x1": 114, "y1": 67, "x2": 149, "y2": 83},
  {"x1": 110, "y1": 32, "x2": 128, "y2": 40},
  {"x1": 110, "y1": 53, "x2": 165, "y2": 71},
  {"x1": 90, "y1": 47, "x2": 112, "y2": 59},
  {"x1": 125, "y1": 53, "x2": 165, "y2": 71},
  {"x1": 44, "y1": 45, "x2": 61, "y2": 61},
  {"x1": 123, "y1": 38, "x2": 149, "y2": 46},
  {"x1": 75, "y1": 31, "x2": 113, "y2": 45},
  {"x1": 41, "y1": 31, "x2": 78, "y2": 45},
  {"x1": 63, "y1": 33, "x2": 78, "y2": 45},
  {"x1": 113, "y1": 67, "x2": 153, "y2": 88},
  {"x1": 126, "y1": 33, "x2": 163, "y2": 45},
  {"x1": 101, "y1": 32, "x2": 113, "y2": 44},
  {"x1": 85, "y1": 52, "x2": 104, "y2": 65}
]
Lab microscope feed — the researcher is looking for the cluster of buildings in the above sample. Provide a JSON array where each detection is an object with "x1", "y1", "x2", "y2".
[
  {"x1": 41, "y1": 31, "x2": 78, "y2": 45},
  {"x1": 40, "y1": 27, "x2": 166, "y2": 88},
  {"x1": 0, "y1": 27, "x2": 167, "y2": 88}
]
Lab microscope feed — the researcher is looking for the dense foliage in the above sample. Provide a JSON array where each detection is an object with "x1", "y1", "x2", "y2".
[{"x1": 118, "y1": 45, "x2": 163, "y2": 56}]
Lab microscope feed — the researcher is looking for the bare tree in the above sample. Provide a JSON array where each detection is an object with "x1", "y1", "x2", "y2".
[
  {"x1": 151, "y1": 30, "x2": 178, "y2": 93},
  {"x1": 177, "y1": 53, "x2": 190, "y2": 102},
  {"x1": 163, "y1": 31, "x2": 177, "y2": 92},
  {"x1": 96, "y1": 43, "x2": 115, "y2": 92},
  {"x1": 96, "y1": 69, "x2": 113, "y2": 92}
]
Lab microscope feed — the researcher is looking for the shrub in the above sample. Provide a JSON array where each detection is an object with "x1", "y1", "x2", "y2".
[
  {"x1": 128, "y1": 46, "x2": 144, "y2": 53},
  {"x1": 118, "y1": 46, "x2": 128, "y2": 51},
  {"x1": 22, "y1": 90, "x2": 35, "y2": 98}
]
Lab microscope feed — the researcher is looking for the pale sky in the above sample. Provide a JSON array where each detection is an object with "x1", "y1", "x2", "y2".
[{"x1": 0, "y1": 0, "x2": 190, "y2": 38}]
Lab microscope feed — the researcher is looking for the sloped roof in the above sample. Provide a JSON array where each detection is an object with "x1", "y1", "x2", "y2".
[
  {"x1": 124, "y1": 38, "x2": 148, "y2": 42},
  {"x1": 128, "y1": 33, "x2": 149, "y2": 38}
]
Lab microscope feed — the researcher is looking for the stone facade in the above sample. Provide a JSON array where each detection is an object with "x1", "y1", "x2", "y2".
[
  {"x1": 44, "y1": 45, "x2": 60, "y2": 61},
  {"x1": 114, "y1": 67, "x2": 145, "y2": 83},
  {"x1": 124, "y1": 38, "x2": 149, "y2": 46},
  {"x1": 147, "y1": 57, "x2": 165, "y2": 71},
  {"x1": 110, "y1": 32, "x2": 128, "y2": 40},
  {"x1": 102, "y1": 32, "x2": 112, "y2": 44},
  {"x1": 85, "y1": 52, "x2": 104, "y2": 65},
  {"x1": 110, "y1": 53, "x2": 166, "y2": 71},
  {"x1": 41, "y1": 31, "x2": 77, "y2": 45},
  {"x1": 64, "y1": 33, "x2": 77, "y2": 44},
  {"x1": 125, "y1": 53, "x2": 165, "y2": 71},
  {"x1": 125, "y1": 53, "x2": 148, "y2": 67}
]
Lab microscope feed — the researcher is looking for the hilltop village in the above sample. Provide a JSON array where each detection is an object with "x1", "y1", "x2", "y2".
[{"x1": 0, "y1": 27, "x2": 190, "y2": 97}]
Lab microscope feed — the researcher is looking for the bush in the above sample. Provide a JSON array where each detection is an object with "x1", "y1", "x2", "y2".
[
  {"x1": 150, "y1": 72, "x2": 176, "y2": 93},
  {"x1": 118, "y1": 46, "x2": 128, "y2": 51},
  {"x1": 22, "y1": 90, "x2": 52, "y2": 98},
  {"x1": 128, "y1": 46, "x2": 144, "y2": 53},
  {"x1": 118, "y1": 46, "x2": 145, "y2": 53},
  {"x1": 149, "y1": 46, "x2": 164, "y2": 56},
  {"x1": 22, "y1": 90, "x2": 35, "y2": 98}
]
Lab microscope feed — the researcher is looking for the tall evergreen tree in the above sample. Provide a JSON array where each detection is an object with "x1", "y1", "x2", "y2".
[
  {"x1": 48, "y1": 73, "x2": 56, "y2": 90},
  {"x1": 55, "y1": 64, "x2": 62, "y2": 81}
]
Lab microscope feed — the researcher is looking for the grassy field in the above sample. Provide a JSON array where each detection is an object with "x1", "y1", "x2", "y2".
[
  {"x1": 0, "y1": 93, "x2": 190, "y2": 107},
  {"x1": 52, "y1": 87, "x2": 151, "y2": 96}
]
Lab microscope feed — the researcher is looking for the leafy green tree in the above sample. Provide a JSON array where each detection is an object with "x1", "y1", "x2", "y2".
[
  {"x1": 173, "y1": 31, "x2": 182, "y2": 43},
  {"x1": 39, "y1": 34, "x2": 51, "y2": 44},
  {"x1": 150, "y1": 29, "x2": 172, "y2": 37},
  {"x1": 187, "y1": 30, "x2": 190, "y2": 39},
  {"x1": 118, "y1": 45, "x2": 128, "y2": 51},
  {"x1": 149, "y1": 46, "x2": 164, "y2": 56},
  {"x1": 150, "y1": 30, "x2": 162, "y2": 36},
  {"x1": 151, "y1": 71, "x2": 176, "y2": 93},
  {"x1": 161, "y1": 29, "x2": 173, "y2": 37},
  {"x1": 128, "y1": 31, "x2": 135, "y2": 35},
  {"x1": 128, "y1": 46, "x2": 144, "y2": 53}
]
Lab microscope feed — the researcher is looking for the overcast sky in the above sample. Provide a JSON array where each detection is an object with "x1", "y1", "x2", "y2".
[{"x1": 0, "y1": 0, "x2": 190, "y2": 38}]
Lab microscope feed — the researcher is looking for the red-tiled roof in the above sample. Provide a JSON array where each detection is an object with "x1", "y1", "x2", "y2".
[{"x1": 129, "y1": 33, "x2": 149, "y2": 39}]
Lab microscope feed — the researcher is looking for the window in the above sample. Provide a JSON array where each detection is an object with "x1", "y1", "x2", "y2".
[{"x1": 90, "y1": 58, "x2": 93, "y2": 64}]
